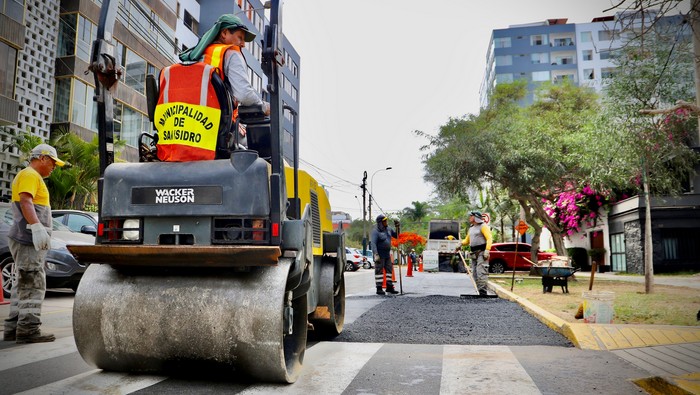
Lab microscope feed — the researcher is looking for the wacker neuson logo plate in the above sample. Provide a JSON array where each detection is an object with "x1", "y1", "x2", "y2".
[{"x1": 131, "y1": 186, "x2": 223, "y2": 205}]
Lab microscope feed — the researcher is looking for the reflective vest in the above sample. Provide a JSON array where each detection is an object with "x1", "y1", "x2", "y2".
[
  {"x1": 154, "y1": 62, "x2": 223, "y2": 161},
  {"x1": 204, "y1": 44, "x2": 241, "y2": 120}
]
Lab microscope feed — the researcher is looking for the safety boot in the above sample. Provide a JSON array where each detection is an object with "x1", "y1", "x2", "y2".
[
  {"x1": 376, "y1": 286, "x2": 385, "y2": 295},
  {"x1": 3, "y1": 329, "x2": 15, "y2": 342},
  {"x1": 16, "y1": 331, "x2": 55, "y2": 344},
  {"x1": 4, "y1": 320, "x2": 16, "y2": 341},
  {"x1": 385, "y1": 286, "x2": 399, "y2": 295}
]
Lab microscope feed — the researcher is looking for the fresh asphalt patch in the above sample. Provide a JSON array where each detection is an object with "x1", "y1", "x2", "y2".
[{"x1": 334, "y1": 295, "x2": 573, "y2": 347}]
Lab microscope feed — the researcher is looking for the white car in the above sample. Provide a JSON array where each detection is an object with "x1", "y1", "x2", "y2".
[
  {"x1": 345, "y1": 247, "x2": 362, "y2": 271},
  {"x1": 355, "y1": 248, "x2": 374, "y2": 269}
]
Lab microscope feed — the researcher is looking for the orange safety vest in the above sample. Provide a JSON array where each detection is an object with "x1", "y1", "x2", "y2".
[
  {"x1": 154, "y1": 62, "x2": 224, "y2": 161},
  {"x1": 204, "y1": 44, "x2": 241, "y2": 120}
]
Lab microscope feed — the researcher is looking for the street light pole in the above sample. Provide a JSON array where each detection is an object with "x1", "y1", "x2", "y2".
[
  {"x1": 362, "y1": 171, "x2": 368, "y2": 256},
  {"x1": 368, "y1": 166, "x2": 392, "y2": 226}
]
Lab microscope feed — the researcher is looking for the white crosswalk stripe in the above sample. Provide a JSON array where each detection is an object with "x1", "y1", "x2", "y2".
[{"x1": 1, "y1": 339, "x2": 545, "y2": 394}]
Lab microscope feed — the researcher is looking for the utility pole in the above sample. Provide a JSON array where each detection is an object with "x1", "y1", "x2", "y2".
[{"x1": 362, "y1": 171, "x2": 368, "y2": 256}]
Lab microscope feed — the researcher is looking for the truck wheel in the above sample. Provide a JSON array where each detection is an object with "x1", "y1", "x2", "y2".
[{"x1": 490, "y1": 261, "x2": 505, "y2": 274}]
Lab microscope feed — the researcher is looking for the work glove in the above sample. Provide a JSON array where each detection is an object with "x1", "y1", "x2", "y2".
[
  {"x1": 393, "y1": 220, "x2": 400, "y2": 227},
  {"x1": 28, "y1": 223, "x2": 50, "y2": 251},
  {"x1": 483, "y1": 250, "x2": 490, "y2": 259}
]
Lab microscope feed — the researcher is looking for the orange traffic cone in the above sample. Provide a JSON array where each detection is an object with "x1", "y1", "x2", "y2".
[
  {"x1": 382, "y1": 269, "x2": 387, "y2": 288},
  {"x1": 0, "y1": 275, "x2": 9, "y2": 305},
  {"x1": 382, "y1": 267, "x2": 397, "y2": 287},
  {"x1": 406, "y1": 257, "x2": 413, "y2": 277},
  {"x1": 419, "y1": 257, "x2": 424, "y2": 272}
]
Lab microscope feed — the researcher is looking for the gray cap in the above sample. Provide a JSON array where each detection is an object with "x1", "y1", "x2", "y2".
[{"x1": 31, "y1": 144, "x2": 65, "y2": 167}]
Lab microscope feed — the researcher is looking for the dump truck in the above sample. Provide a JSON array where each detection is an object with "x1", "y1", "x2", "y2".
[
  {"x1": 422, "y1": 219, "x2": 461, "y2": 271},
  {"x1": 66, "y1": 0, "x2": 345, "y2": 383}
]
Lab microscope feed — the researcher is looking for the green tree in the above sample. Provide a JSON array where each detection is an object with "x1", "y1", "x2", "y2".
[
  {"x1": 601, "y1": 17, "x2": 697, "y2": 292},
  {"x1": 419, "y1": 80, "x2": 602, "y2": 257}
]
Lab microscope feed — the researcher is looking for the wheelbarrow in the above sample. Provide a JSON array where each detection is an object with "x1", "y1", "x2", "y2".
[{"x1": 532, "y1": 264, "x2": 579, "y2": 293}]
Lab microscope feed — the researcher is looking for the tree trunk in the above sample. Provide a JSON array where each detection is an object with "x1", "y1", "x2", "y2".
[
  {"x1": 643, "y1": 159, "x2": 654, "y2": 293},
  {"x1": 693, "y1": 0, "x2": 700, "y2": 144}
]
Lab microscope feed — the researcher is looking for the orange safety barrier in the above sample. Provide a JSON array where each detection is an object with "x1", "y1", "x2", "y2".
[{"x1": 381, "y1": 267, "x2": 397, "y2": 287}]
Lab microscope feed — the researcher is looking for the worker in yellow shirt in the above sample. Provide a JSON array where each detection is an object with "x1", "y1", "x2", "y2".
[{"x1": 456, "y1": 211, "x2": 492, "y2": 296}]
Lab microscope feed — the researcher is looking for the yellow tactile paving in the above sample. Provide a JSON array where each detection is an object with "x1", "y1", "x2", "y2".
[
  {"x1": 640, "y1": 328, "x2": 673, "y2": 345},
  {"x1": 596, "y1": 326, "x2": 634, "y2": 349},
  {"x1": 617, "y1": 327, "x2": 648, "y2": 348}
]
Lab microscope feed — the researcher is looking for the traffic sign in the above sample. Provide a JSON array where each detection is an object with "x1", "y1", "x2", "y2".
[
  {"x1": 516, "y1": 220, "x2": 529, "y2": 236},
  {"x1": 482, "y1": 213, "x2": 490, "y2": 224}
]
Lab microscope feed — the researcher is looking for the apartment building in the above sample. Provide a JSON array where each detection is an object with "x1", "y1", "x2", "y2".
[
  {"x1": 480, "y1": 11, "x2": 698, "y2": 273},
  {"x1": 0, "y1": 0, "x2": 301, "y2": 196}
]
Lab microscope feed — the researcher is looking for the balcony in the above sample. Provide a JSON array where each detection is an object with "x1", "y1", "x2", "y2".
[{"x1": 0, "y1": 95, "x2": 19, "y2": 126}]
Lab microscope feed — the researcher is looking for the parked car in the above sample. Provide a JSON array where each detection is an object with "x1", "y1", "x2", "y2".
[
  {"x1": 358, "y1": 248, "x2": 374, "y2": 269},
  {"x1": 52, "y1": 209, "x2": 98, "y2": 235},
  {"x1": 0, "y1": 203, "x2": 95, "y2": 298},
  {"x1": 345, "y1": 247, "x2": 362, "y2": 272},
  {"x1": 488, "y1": 242, "x2": 557, "y2": 274}
]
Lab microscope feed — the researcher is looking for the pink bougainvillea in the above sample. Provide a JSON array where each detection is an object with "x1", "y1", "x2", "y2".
[{"x1": 544, "y1": 186, "x2": 613, "y2": 237}]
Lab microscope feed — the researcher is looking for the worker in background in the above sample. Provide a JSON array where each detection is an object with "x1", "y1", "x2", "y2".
[
  {"x1": 370, "y1": 215, "x2": 399, "y2": 295},
  {"x1": 409, "y1": 249, "x2": 418, "y2": 271},
  {"x1": 4, "y1": 144, "x2": 65, "y2": 343},
  {"x1": 179, "y1": 14, "x2": 270, "y2": 145},
  {"x1": 456, "y1": 210, "x2": 493, "y2": 296}
]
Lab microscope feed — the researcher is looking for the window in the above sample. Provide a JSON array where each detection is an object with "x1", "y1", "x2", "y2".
[
  {"x1": 601, "y1": 67, "x2": 615, "y2": 78},
  {"x1": 610, "y1": 233, "x2": 626, "y2": 272},
  {"x1": 184, "y1": 10, "x2": 199, "y2": 35},
  {"x1": 494, "y1": 37, "x2": 511, "y2": 48},
  {"x1": 0, "y1": 41, "x2": 18, "y2": 98},
  {"x1": 495, "y1": 55, "x2": 512, "y2": 66},
  {"x1": 580, "y1": 31, "x2": 592, "y2": 43},
  {"x1": 553, "y1": 38, "x2": 574, "y2": 47},
  {"x1": 532, "y1": 71, "x2": 549, "y2": 81},
  {"x1": 582, "y1": 49, "x2": 593, "y2": 61},
  {"x1": 71, "y1": 78, "x2": 96, "y2": 130},
  {"x1": 584, "y1": 68, "x2": 594, "y2": 80},
  {"x1": 113, "y1": 101, "x2": 147, "y2": 147},
  {"x1": 598, "y1": 29, "x2": 619, "y2": 41},
  {"x1": 1, "y1": 0, "x2": 24, "y2": 22},
  {"x1": 599, "y1": 50, "x2": 612, "y2": 60},
  {"x1": 58, "y1": 14, "x2": 77, "y2": 57},
  {"x1": 495, "y1": 73, "x2": 513, "y2": 83},
  {"x1": 77, "y1": 15, "x2": 97, "y2": 62},
  {"x1": 530, "y1": 34, "x2": 548, "y2": 46},
  {"x1": 123, "y1": 49, "x2": 147, "y2": 94},
  {"x1": 531, "y1": 52, "x2": 549, "y2": 64},
  {"x1": 52, "y1": 78, "x2": 71, "y2": 122}
]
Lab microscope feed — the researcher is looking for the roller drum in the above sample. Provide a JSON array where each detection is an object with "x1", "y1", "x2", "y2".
[{"x1": 73, "y1": 259, "x2": 307, "y2": 383}]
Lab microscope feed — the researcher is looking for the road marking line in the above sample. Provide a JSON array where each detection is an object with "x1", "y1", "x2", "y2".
[{"x1": 441, "y1": 345, "x2": 541, "y2": 394}]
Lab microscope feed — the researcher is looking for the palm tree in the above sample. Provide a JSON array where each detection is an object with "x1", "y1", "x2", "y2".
[{"x1": 402, "y1": 201, "x2": 431, "y2": 222}]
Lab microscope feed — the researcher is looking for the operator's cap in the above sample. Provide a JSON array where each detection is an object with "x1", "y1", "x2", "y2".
[
  {"x1": 31, "y1": 144, "x2": 65, "y2": 167},
  {"x1": 220, "y1": 14, "x2": 256, "y2": 42}
]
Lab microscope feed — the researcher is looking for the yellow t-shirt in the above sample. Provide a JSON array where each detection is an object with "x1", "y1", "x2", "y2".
[{"x1": 9, "y1": 166, "x2": 52, "y2": 244}]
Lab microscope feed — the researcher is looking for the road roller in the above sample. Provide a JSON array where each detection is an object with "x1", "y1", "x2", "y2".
[{"x1": 67, "y1": 0, "x2": 345, "y2": 383}]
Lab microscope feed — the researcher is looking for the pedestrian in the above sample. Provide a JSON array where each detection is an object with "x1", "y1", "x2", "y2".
[
  {"x1": 409, "y1": 249, "x2": 418, "y2": 271},
  {"x1": 4, "y1": 144, "x2": 65, "y2": 343},
  {"x1": 370, "y1": 215, "x2": 399, "y2": 295},
  {"x1": 178, "y1": 14, "x2": 270, "y2": 145},
  {"x1": 455, "y1": 210, "x2": 493, "y2": 296}
]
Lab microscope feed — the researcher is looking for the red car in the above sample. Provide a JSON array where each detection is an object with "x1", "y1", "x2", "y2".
[{"x1": 487, "y1": 242, "x2": 556, "y2": 274}]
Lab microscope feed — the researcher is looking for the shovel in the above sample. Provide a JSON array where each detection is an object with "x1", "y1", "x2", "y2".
[{"x1": 457, "y1": 251, "x2": 498, "y2": 299}]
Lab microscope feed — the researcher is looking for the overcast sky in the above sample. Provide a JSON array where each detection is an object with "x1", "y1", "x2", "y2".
[{"x1": 280, "y1": 0, "x2": 643, "y2": 221}]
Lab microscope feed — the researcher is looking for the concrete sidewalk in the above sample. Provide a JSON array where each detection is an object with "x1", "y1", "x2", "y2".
[{"x1": 489, "y1": 272, "x2": 700, "y2": 395}]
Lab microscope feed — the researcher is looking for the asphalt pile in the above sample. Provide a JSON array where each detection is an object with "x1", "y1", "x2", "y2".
[{"x1": 335, "y1": 295, "x2": 573, "y2": 347}]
